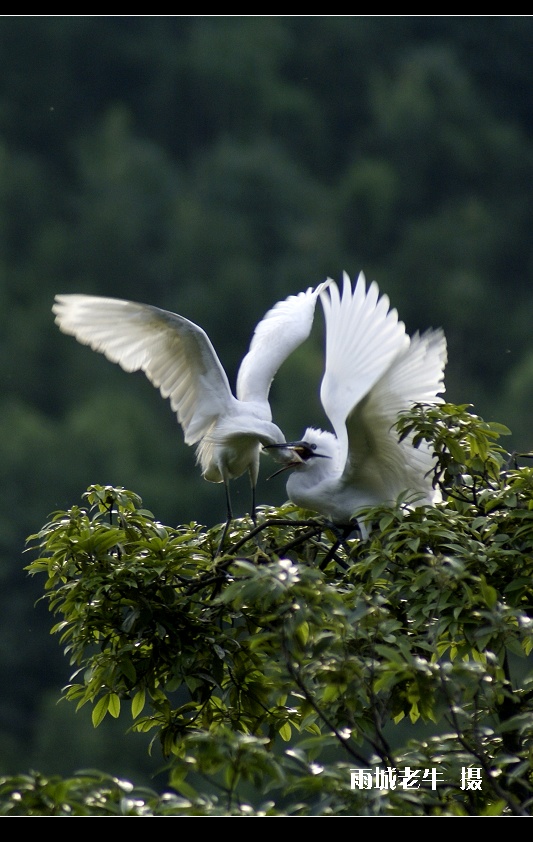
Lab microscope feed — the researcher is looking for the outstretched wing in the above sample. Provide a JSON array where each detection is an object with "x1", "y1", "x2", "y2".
[
  {"x1": 343, "y1": 327, "x2": 447, "y2": 499},
  {"x1": 52, "y1": 295, "x2": 235, "y2": 445},
  {"x1": 319, "y1": 271, "x2": 409, "y2": 464},
  {"x1": 379, "y1": 328, "x2": 447, "y2": 412},
  {"x1": 236, "y1": 281, "x2": 331, "y2": 406}
]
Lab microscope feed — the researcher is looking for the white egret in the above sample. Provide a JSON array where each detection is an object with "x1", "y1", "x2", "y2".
[
  {"x1": 266, "y1": 271, "x2": 447, "y2": 539},
  {"x1": 52, "y1": 281, "x2": 330, "y2": 547}
]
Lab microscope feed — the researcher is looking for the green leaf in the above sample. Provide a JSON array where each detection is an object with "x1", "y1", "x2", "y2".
[
  {"x1": 131, "y1": 689, "x2": 146, "y2": 719},
  {"x1": 479, "y1": 577, "x2": 498, "y2": 608},
  {"x1": 108, "y1": 693, "x2": 121, "y2": 719},
  {"x1": 92, "y1": 695, "x2": 110, "y2": 728},
  {"x1": 278, "y1": 722, "x2": 292, "y2": 742}
]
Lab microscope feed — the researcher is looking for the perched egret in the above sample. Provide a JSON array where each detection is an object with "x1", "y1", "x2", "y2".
[
  {"x1": 266, "y1": 271, "x2": 447, "y2": 539},
  {"x1": 52, "y1": 282, "x2": 329, "y2": 547}
]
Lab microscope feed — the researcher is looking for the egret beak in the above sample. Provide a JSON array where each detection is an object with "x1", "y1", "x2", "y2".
[
  {"x1": 263, "y1": 440, "x2": 311, "y2": 453},
  {"x1": 266, "y1": 460, "x2": 301, "y2": 480},
  {"x1": 263, "y1": 441, "x2": 329, "y2": 480},
  {"x1": 263, "y1": 440, "x2": 309, "y2": 460}
]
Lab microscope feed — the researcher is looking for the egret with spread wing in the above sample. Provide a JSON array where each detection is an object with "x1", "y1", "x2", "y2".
[
  {"x1": 52, "y1": 281, "x2": 329, "y2": 548},
  {"x1": 266, "y1": 271, "x2": 447, "y2": 539}
]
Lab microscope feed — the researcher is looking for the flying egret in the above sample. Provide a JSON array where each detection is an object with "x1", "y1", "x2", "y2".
[
  {"x1": 52, "y1": 281, "x2": 330, "y2": 548},
  {"x1": 265, "y1": 271, "x2": 447, "y2": 539}
]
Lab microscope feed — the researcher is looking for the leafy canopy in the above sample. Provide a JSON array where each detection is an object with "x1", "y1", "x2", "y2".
[{"x1": 7, "y1": 402, "x2": 533, "y2": 815}]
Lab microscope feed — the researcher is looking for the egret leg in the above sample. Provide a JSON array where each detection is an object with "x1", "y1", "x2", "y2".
[
  {"x1": 250, "y1": 481, "x2": 257, "y2": 525},
  {"x1": 216, "y1": 480, "x2": 234, "y2": 556}
]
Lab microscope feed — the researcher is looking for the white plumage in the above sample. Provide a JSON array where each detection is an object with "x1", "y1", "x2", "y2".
[
  {"x1": 266, "y1": 271, "x2": 447, "y2": 538},
  {"x1": 52, "y1": 282, "x2": 329, "y2": 543}
]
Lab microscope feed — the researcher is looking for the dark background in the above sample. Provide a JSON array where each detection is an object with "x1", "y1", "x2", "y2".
[{"x1": 1, "y1": 15, "x2": 532, "y2": 787}]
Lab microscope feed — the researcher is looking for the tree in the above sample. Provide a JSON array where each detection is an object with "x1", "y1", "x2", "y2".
[{"x1": 0, "y1": 401, "x2": 531, "y2": 816}]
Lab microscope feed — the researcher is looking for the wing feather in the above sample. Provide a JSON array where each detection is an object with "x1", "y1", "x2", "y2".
[
  {"x1": 342, "y1": 327, "x2": 447, "y2": 498},
  {"x1": 236, "y1": 281, "x2": 331, "y2": 405},
  {"x1": 319, "y1": 272, "x2": 409, "y2": 461},
  {"x1": 52, "y1": 294, "x2": 235, "y2": 445}
]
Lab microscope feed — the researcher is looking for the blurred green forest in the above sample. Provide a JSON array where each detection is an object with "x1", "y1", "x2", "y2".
[{"x1": 1, "y1": 15, "x2": 533, "y2": 789}]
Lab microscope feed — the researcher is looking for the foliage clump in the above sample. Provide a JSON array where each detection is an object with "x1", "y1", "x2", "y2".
[{"x1": 10, "y1": 403, "x2": 533, "y2": 815}]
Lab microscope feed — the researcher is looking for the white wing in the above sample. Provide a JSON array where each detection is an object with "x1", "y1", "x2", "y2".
[
  {"x1": 383, "y1": 328, "x2": 447, "y2": 410},
  {"x1": 343, "y1": 327, "x2": 447, "y2": 498},
  {"x1": 52, "y1": 295, "x2": 235, "y2": 445},
  {"x1": 236, "y1": 281, "x2": 331, "y2": 405},
  {"x1": 319, "y1": 272, "x2": 409, "y2": 463}
]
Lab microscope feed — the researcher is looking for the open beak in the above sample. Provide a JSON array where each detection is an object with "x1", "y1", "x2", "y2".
[
  {"x1": 263, "y1": 441, "x2": 308, "y2": 480},
  {"x1": 267, "y1": 462, "x2": 298, "y2": 480},
  {"x1": 263, "y1": 441, "x2": 329, "y2": 480}
]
